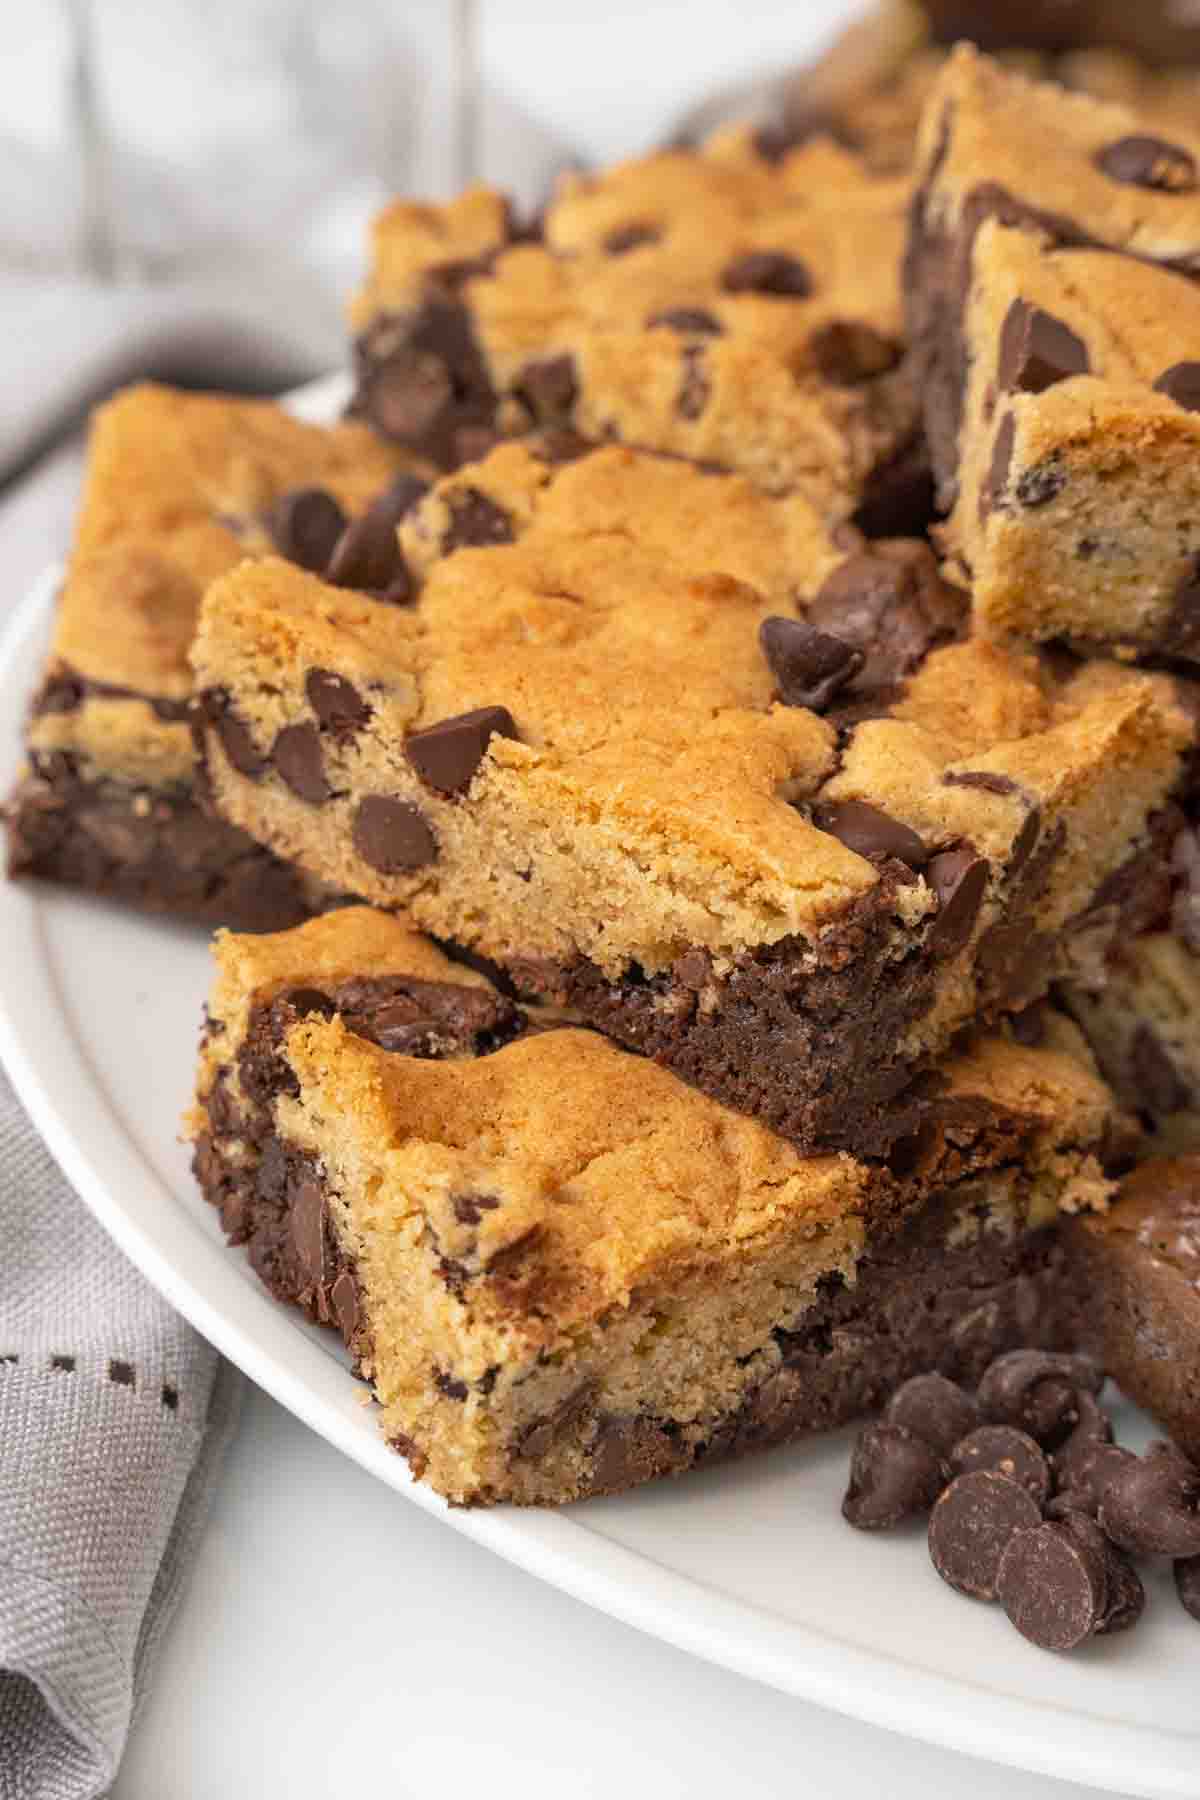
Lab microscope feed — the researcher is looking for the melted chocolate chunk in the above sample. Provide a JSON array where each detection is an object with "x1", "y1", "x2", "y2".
[
  {"x1": 646, "y1": 307, "x2": 724, "y2": 335},
  {"x1": 806, "y1": 546, "x2": 965, "y2": 703},
  {"x1": 1096, "y1": 135, "x2": 1197, "y2": 193},
  {"x1": 812, "y1": 799, "x2": 929, "y2": 869},
  {"x1": 269, "y1": 488, "x2": 347, "y2": 574},
  {"x1": 441, "y1": 488, "x2": 515, "y2": 552},
  {"x1": 926, "y1": 848, "x2": 989, "y2": 960},
  {"x1": 721, "y1": 251, "x2": 812, "y2": 297},
  {"x1": 354, "y1": 299, "x2": 497, "y2": 466},
  {"x1": 759, "y1": 617, "x2": 863, "y2": 712},
  {"x1": 1154, "y1": 363, "x2": 1200, "y2": 413},
  {"x1": 352, "y1": 796, "x2": 438, "y2": 872},
  {"x1": 810, "y1": 321, "x2": 901, "y2": 386},
  {"x1": 405, "y1": 706, "x2": 518, "y2": 797},
  {"x1": 272, "y1": 723, "x2": 329, "y2": 805},
  {"x1": 997, "y1": 300, "x2": 1089, "y2": 395},
  {"x1": 305, "y1": 669, "x2": 371, "y2": 736},
  {"x1": 327, "y1": 500, "x2": 411, "y2": 601},
  {"x1": 289, "y1": 1173, "x2": 326, "y2": 1283}
]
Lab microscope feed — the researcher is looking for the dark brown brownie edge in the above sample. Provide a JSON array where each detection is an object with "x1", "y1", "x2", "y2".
[{"x1": 7, "y1": 752, "x2": 326, "y2": 933}]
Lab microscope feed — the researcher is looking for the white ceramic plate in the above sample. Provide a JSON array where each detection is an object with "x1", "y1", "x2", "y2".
[{"x1": 2, "y1": 383, "x2": 1197, "y2": 1799}]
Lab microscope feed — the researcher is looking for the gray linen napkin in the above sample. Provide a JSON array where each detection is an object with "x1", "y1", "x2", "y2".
[{"x1": 0, "y1": 1065, "x2": 242, "y2": 1800}]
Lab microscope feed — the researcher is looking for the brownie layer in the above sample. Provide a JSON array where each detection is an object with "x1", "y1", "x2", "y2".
[{"x1": 7, "y1": 751, "x2": 325, "y2": 933}]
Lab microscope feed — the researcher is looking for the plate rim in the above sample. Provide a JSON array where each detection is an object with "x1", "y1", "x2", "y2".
[{"x1": 0, "y1": 411, "x2": 1195, "y2": 1800}]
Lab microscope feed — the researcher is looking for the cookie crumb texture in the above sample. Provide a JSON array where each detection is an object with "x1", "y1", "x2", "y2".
[
  {"x1": 348, "y1": 135, "x2": 920, "y2": 523},
  {"x1": 190, "y1": 440, "x2": 1189, "y2": 1152},
  {"x1": 907, "y1": 46, "x2": 1200, "y2": 660},
  {"x1": 190, "y1": 907, "x2": 1115, "y2": 1506}
]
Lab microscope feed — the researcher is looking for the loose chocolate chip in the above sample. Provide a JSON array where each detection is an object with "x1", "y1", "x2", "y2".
[
  {"x1": 927, "y1": 847, "x2": 989, "y2": 959},
  {"x1": 842, "y1": 1422, "x2": 946, "y2": 1530},
  {"x1": 977, "y1": 1350, "x2": 1102, "y2": 1449},
  {"x1": 996, "y1": 1522, "x2": 1106, "y2": 1651},
  {"x1": 949, "y1": 1425, "x2": 1051, "y2": 1505},
  {"x1": 441, "y1": 488, "x2": 515, "y2": 552},
  {"x1": 1058, "y1": 1513, "x2": 1145, "y2": 1637},
  {"x1": 1050, "y1": 1439, "x2": 1135, "y2": 1522},
  {"x1": 305, "y1": 668, "x2": 371, "y2": 736},
  {"x1": 352, "y1": 796, "x2": 438, "y2": 873},
  {"x1": 282, "y1": 988, "x2": 335, "y2": 1019},
  {"x1": 721, "y1": 251, "x2": 813, "y2": 298},
  {"x1": 928, "y1": 1470, "x2": 1042, "y2": 1601},
  {"x1": 1130, "y1": 1023, "x2": 1191, "y2": 1115},
  {"x1": 1096, "y1": 135, "x2": 1197, "y2": 192},
  {"x1": 604, "y1": 221, "x2": 660, "y2": 255},
  {"x1": 516, "y1": 354, "x2": 579, "y2": 422},
  {"x1": 646, "y1": 307, "x2": 724, "y2": 336},
  {"x1": 1153, "y1": 362, "x2": 1200, "y2": 413},
  {"x1": 209, "y1": 693, "x2": 266, "y2": 780},
  {"x1": 813, "y1": 799, "x2": 929, "y2": 870},
  {"x1": 327, "y1": 497, "x2": 410, "y2": 598},
  {"x1": 677, "y1": 345, "x2": 710, "y2": 420},
  {"x1": 1176, "y1": 1554, "x2": 1200, "y2": 1620},
  {"x1": 759, "y1": 617, "x2": 863, "y2": 712},
  {"x1": 1099, "y1": 1445, "x2": 1200, "y2": 1556},
  {"x1": 269, "y1": 487, "x2": 346, "y2": 574},
  {"x1": 272, "y1": 723, "x2": 329, "y2": 805},
  {"x1": 997, "y1": 301, "x2": 1089, "y2": 396},
  {"x1": 1016, "y1": 458, "x2": 1066, "y2": 509},
  {"x1": 885, "y1": 1372, "x2": 981, "y2": 1458},
  {"x1": 289, "y1": 1176, "x2": 325, "y2": 1283},
  {"x1": 405, "y1": 706, "x2": 518, "y2": 796},
  {"x1": 330, "y1": 1268, "x2": 360, "y2": 1343},
  {"x1": 809, "y1": 322, "x2": 901, "y2": 385},
  {"x1": 983, "y1": 413, "x2": 1015, "y2": 517}
]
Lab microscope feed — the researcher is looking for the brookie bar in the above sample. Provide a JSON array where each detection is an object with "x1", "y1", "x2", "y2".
[
  {"x1": 189, "y1": 438, "x2": 1192, "y2": 1155},
  {"x1": 190, "y1": 906, "x2": 1119, "y2": 1506}
]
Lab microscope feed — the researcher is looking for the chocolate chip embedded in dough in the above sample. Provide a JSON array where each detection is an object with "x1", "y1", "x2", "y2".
[
  {"x1": 810, "y1": 322, "x2": 902, "y2": 385},
  {"x1": 352, "y1": 796, "x2": 438, "y2": 873},
  {"x1": 721, "y1": 251, "x2": 813, "y2": 298},
  {"x1": 1153, "y1": 362, "x2": 1200, "y2": 413},
  {"x1": 842, "y1": 1422, "x2": 947, "y2": 1530},
  {"x1": 327, "y1": 497, "x2": 411, "y2": 599},
  {"x1": 272, "y1": 723, "x2": 329, "y2": 806},
  {"x1": 926, "y1": 847, "x2": 989, "y2": 959},
  {"x1": 997, "y1": 300, "x2": 1089, "y2": 396},
  {"x1": 646, "y1": 307, "x2": 724, "y2": 336},
  {"x1": 604, "y1": 221, "x2": 660, "y2": 255},
  {"x1": 812, "y1": 799, "x2": 929, "y2": 870},
  {"x1": 1096, "y1": 135, "x2": 1197, "y2": 193},
  {"x1": 441, "y1": 488, "x2": 516, "y2": 552},
  {"x1": 330, "y1": 1268, "x2": 360, "y2": 1343},
  {"x1": 289, "y1": 1174, "x2": 325, "y2": 1283},
  {"x1": 982, "y1": 413, "x2": 1016, "y2": 518},
  {"x1": 207, "y1": 691, "x2": 266, "y2": 780},
  {"x1": 269, "y1": 487, "x2": 347, "y2": 574},
  {"x1": 365, "y1": 347, "x2": 455, "y2": 445},
  {"x1": 677, "y1": 345, "x2": 710, "y2": 420},
  {"x1": 928, "y1": 1470, "x2": 1042, "y2": 1601},
  {"x1": 305, "y1": 668, "x2": 371, "y2": 736},
  {"x1": 515, "y1": 354, "x2": 579, "y2": 422},
  {"x1": 404, "y1": 706, "x2": 518, "y2": 797},
  {"x1": 758, "y1": 617, "x2": 863, "y2": 713}
]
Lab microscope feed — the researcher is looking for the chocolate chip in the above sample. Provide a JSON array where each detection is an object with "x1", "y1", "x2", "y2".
[
  {"x1": 1099, "y1": 1445, "x2": 1200, "y2": 1556},
  {"x1": 434, "y1": 1369, "x2": 469, "y2": 1401},
  {"x1": 453, "y1": 425, "x2": 503, "y2": 464},
  {"x1": 807, "y1": 548, "x2": 965, "y2": 700},
  {"x1": 1164, "y1": 557, "x2": 1200, "y2": 656},
  {"x1": 1049, "y1": 1393, "x2": 1122, "y2": 1515},
  {"x1": 269, "y1": 487, "x2": 347, "y2": 574},
  {"x1": 282, "y1": 988, "x2": 335, "y2": 1019},
  {"x1": 759, "y1": 617, "x2": 863, "y2": 712},
  {"x1": 452, "y1": 1192, "x2": 501, "y2": 1226},
  {"x1": 977, "y1": 1350, "x2": 1102, "y2": 1449},
  {"x1": 721, "y1": 251, "x2": 812, "y2": 298},
  {"x1": 809, "y1": 322, "x2": 901, "y2": 385},
  {"x1": 405, "y1": 706, "x2": 518, "y2": 796},
  {"x1": 1009, "y1": 804, "x2": 1042, "y2": 878},
  {"x1": 885, "y1": 1373, "x2": 981, "y2": 1458},
  {"x1": 34, "y1": 673, "x2": 84, "y2": 715},
  {"x1": 305, "y1": 669, "x2": 371, "y2": 736},
  {"x1": 330, "y1": 1268, "x2": 360, "y2": 1343},
  {"x1": 272, "y1": 723, "x2": 329, "y2": 805},
  {"x1": 376, "y1": 472, "x2": 431, "y2": 521},
  {"x1": 997, "y1": 301, "x2": 1089, "y2": 396},
  {"x1": 605, "y1": 221, "x2": 660, "y2": 254},
  {"x1": 1009, "y1": 1001, "x2": 1047, "y2": 1046},
  {"x1": 209, "y1": 693, "x2": 265, "y2": 780},
  {"x1": 1153, "y1": 362, "x2": 1200, "y2": 413},
  {"x1": 1057, "y1": 1513, "x2": 1145, "y2": 1637},
  {"x1": 1130, "y1": 1023, "x2": 1190, "y2": 1115},
  {"x1": 842, "y1": 1421, "x2": 947, "y2": 1530},
  {"x1": 1016, "y1": 458, "x2": 1066, "y2": 509},
  {"x1": 983, "y1": 413, "x2": 1015, "y2": 517},
  {"x1": 365, "y1": 347, "x2": 455, "y2": 445},
  {"x1": 515, "y1": 354, "x2": 579, "y2": 422},
  {"x1": 441, "y1": 488, "x2": 515, "y2": 552},
  {"x1": 352, "y1": 796, "x2": 438, "y2": 873},
  {"x1": 289, "y1": 1175, "x2": 325, "y2": 1283},
  {"x1": 1176, "y1": 1554, "x2": 1200, "y2": 1620},
  {"x1": 813, "y1": 799, "x2": 929, "y2": 870},
  {"x1": 928, "y1": 1470, "x2": 1042, "y2": 1601},
  {"x1": 996, "y1": 1522, "x2": 1106, "y2": 1651},
  {"x1": 646, "y1": 307, "x2": 724, "y2": 335},
  {"x1": 927, "y1": 848, "x2": 989, "y2": 959},
  {"x1": 677, "y1": 345, "x2": 710, "y2": 420},
  {"x1": 949, "y1": 1425, "x2": 1050, "y2": 1505},
  {"x1": 327, "y1": 498, "x2": 411, "y2": 600},
  {"x1": 1096, "y1": 135, "x2": 1197, "y2": 192}
]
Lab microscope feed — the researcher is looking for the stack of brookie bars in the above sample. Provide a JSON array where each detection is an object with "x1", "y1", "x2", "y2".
[{"x1": 10, "y1": 0, "x2": 1200, "y2": 1513}]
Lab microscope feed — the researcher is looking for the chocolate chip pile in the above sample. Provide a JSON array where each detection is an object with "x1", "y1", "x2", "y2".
[{"x1": 843, "y1": 1352, "x2": 1200, "y2": 1651}]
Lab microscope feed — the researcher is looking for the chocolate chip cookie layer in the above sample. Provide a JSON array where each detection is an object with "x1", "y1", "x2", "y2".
[
  {"x1": 6, "y1": 383, "x2": 423, "y2": 928},
  {"x1": 907, "y1": 47, "x2": 1200, "y2": 661},
  {"x1": 190, "y1": 440, "x2": 1192, "y2": 1153},
  {"x1": 348, "y1": 133, "x2": 923, "y2": 523},
  {"x1": 190, "y1": 906, "x2": 1117, "y2": 1507}
]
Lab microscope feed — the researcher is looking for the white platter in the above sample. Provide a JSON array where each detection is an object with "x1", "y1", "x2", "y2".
[{"x1": 1, "y1": 383, "x2": 1197, "y2": 1799}]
